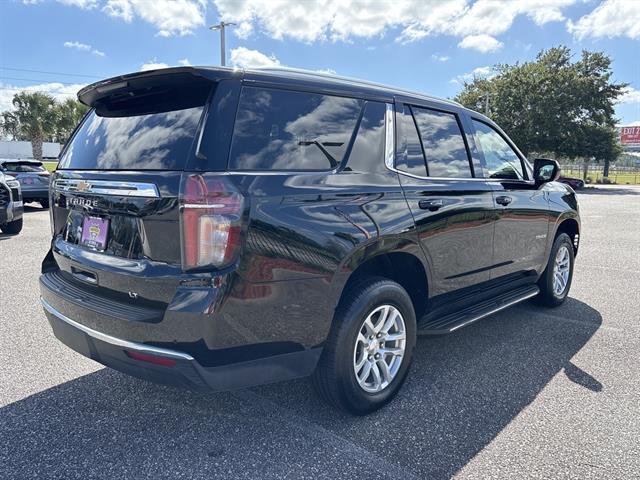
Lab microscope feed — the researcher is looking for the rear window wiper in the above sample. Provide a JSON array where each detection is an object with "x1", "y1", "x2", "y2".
[{"x1": 298, "y1": 140, "x2": 343, "y2": 168}]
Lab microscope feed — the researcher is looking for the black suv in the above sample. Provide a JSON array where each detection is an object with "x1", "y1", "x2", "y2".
[{"x1": 40, "y1": 67, "x2": 580, "y2": 414}]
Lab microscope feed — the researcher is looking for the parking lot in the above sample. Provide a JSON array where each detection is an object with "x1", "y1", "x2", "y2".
[{"x1": 1, "y1": 186, "x2": 639, "y2": 479}]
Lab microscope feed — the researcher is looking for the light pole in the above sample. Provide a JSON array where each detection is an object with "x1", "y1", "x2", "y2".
[{"x1": 209, "y1": 21, "x2": 235, "y2": 66}]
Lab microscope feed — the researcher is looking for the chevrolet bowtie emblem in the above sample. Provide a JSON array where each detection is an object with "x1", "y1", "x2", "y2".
[{"x1": 76, "y1": 180, "x2": 91, "y2": 192}]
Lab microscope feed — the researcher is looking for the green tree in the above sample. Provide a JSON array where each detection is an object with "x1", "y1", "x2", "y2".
[
  {"x1": 54, "y1": 98, "x2": 89, "y2": 144},
  {"x1": 454, "y1": 46, "x2": 625, "y2": 175},
  {"x1": 0, "y1": 92, "x2": 58, "y2": 160}
]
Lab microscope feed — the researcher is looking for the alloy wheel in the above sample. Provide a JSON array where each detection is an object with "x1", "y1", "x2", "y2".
[{"x1": 353, "y1": 305, "x2": 406, "y2": 393}]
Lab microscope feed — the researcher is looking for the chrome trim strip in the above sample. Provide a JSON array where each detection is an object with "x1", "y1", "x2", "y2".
[
  {"x1": 54, "y1": 179, "x2": 159, "y2": 198},
  {"x1": 384, "y1": 103, "x2": 395, "y2": 170},
  {"x1": 40, "y1": 297, "x2": 194, "y2": 361},
  {"x1": 448, "y1": 289, "x2": 539, "y2": 332},
  {"x1": 181, "y1": 203, "x2": 227, "y2": 209}
]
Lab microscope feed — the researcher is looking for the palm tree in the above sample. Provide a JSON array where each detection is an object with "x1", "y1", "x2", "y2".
[
  {"x1": 5, "y1": 92, "x2": 58, "y2": 160},
  {"x1": 54, "y1": 98, "x2": 89, "y2": 145}
]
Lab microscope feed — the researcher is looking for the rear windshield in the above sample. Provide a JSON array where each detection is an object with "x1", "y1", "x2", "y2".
[
  {"x1": 1, "y1": 162, "x2": 46, "y2": 172},
  {"x1": 57, "y1": 106, "x2": 204, "y2": 171}
]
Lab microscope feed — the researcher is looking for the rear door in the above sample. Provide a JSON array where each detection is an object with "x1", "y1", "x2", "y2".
[
  {"x1": 394, "y1": 101, "x2": 496, "y2": 297},
  {"x1": 468, "y1": 117, "x2": 550, "y2": 280},
  {"x1": 49, "y1": 71, "x2": 229, "y2": 304}
]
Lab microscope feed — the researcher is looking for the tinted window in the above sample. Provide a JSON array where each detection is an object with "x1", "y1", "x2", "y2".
[
  {"x1": 395, "y1": 104, "x2": 427, "y2": 177},
  {"x1": 346, "y1": 101, "x2": 386, "y2": 172},
  {"x1": 58, "y1": 107, "x2": 204, "y2": 170},
  {"x1": 412, "y1": 107, "x2": 471, "y2": 178},
  {"x1": 229, "y1": 87, "x2": 363, "y2": 171},
  {"x1": 472, "y1": 120, "x2": 524, "y2": 180},
  {"x1": 2, "y1": 162, "x2": 46, "y2": 172}
]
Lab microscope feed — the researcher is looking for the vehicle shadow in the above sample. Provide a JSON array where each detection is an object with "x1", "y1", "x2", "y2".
[{"x1": 0, "y1": 298, "x2": 601, "y2": 479}]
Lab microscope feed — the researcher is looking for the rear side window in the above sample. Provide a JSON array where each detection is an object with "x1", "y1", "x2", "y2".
[
  {"x1": 412, "y1": 107, "x2": 472, "y2": 178},
  {"x1": 472, "y1": 120, "x2": 524, "y2": 180},
  {"x1": 395, "y1": 104, "x2": 427, "y2": 177},
  {"x1": 57, "y1": 107, "x2": 204, "y2": 170},
  {"x1": 229, "y1": 87, "x2": 363, "y2": 171}
]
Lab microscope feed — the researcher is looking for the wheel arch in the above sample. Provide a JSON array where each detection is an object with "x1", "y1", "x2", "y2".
[
  {"x1": 332, "y1": 240, "x2": 430, "y2": 322},
  {"x1": 553, "y1": 215, "x2": 580, "y2": 255}
]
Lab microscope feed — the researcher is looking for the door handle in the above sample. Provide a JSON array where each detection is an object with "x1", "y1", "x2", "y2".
[
  {"x1": 418, "y1": 199, "x2": 445, "y2": 211},
  {"x1": 495, "y1": 195, "x2": 512, "y2": 206}
]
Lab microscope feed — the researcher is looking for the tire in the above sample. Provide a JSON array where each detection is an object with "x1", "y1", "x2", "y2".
[
  {"x1": 0, "y1": 218, "x2": 23, "y2": 235},
  {"x1": 536, "y1": 233, "x2": 574, "y2": 307},
  {"x1": 40, "y1": 199, "x2": 50, "y2": 209},
  {"x1": 312, "y1": 277, "x2": 416, "y2": 415}
]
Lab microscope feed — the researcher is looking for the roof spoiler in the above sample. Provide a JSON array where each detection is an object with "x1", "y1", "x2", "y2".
[{"x1": 77, "y1": 66, "x2": 239, "y2": 107}]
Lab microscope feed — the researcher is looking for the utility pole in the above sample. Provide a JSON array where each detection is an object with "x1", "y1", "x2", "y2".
[
  {"x1": 484, "y1": 93, "x2": 490, "y2": 116},
  {"x1": 209, "y1": 21, "x2": 235, "y2": 66}
]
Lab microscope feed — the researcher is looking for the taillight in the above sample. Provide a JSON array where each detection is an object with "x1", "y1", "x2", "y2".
[{"x1": 179, "y1": 173, "x2": 244, "y2": 271}]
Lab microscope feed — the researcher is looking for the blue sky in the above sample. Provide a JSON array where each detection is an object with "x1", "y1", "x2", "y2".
[{"x1": 1, "y1": 0, "x2": 639, "y2": 125}]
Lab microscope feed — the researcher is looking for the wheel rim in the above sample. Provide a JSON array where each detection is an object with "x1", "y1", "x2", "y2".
[
  {"x1": 552, "y1": 245, "x2": 571, "y2": 296},
  {"x1": 353, "y1": 305, "x2": 406, "y2": 393}
]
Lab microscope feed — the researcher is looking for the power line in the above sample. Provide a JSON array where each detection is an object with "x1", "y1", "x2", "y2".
[
  {"x1": 0, "y1": 76, "x2": 86, "y2": 86},
  {"x1": 0, "y1": 67, "x2": 102, "y2": 79}
]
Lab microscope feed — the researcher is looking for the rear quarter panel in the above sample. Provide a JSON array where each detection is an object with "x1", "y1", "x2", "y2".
[{"x1": 222, "y1": 169, "x2": 421, "y2": 348}]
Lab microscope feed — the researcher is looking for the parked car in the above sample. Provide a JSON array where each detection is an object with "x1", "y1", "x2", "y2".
[
  {"x1": 0, "y1": 159, "x2": 51, "y2": 208},
  {"x1": 0, "y1": 171, "x2": 23, "y2": 234},
  {"x1": 559, "y1": 176, "x2": 585, "y2": 190},
  {"x1": 40, "y1": 67, "x2": 580, "y2": 414}
]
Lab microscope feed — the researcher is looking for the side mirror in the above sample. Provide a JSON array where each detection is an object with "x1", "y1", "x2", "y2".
[{"x1": 533, "y1": 158, "x2": 560, "y2": 186}]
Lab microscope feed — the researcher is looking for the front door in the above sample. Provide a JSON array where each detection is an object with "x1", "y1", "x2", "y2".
[{"x1": 469, "y1": 118, "x2": 551, "y2": 280}]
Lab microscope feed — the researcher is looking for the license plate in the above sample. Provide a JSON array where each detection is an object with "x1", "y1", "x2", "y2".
[
  {"x1": 80, "y1": 216, "x2": 109, "y2": 251},
  {"x1": 22, "y1": 177, "x2": 34, "y2": 184}
]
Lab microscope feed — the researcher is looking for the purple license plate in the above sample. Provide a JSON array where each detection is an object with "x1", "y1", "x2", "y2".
[{"x1": 80, "y1": 216, "x2": 109, "y2": 251}]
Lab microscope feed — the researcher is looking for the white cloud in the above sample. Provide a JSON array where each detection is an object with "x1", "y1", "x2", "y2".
[
  {"x1": 102, "y1": 0, "x2": 206, "y2": 37},
  {"x1": 431, "y1": 54, "x2": 450, "y2": 62},
  {"x1": 64, "y1": 41, "x2": 105, "y2": 56},
  {"x1": 177, "y1": 58, "x2": 192, "y2": 66},
  {"x1": 229, "y1": 47, "x2": 281, "y2": 68},
  {"x1": 58, "y1": 0, "x2": 98, "y2": 7},
  {"x1": 215, "y1": 0, "x2": 575, "y2": 43},
  {"x1": 228, "y1": 47, "x2": 338, "y2": 74},
  {"x1": 0, "y1": 82, "x2": 86, "y2": 113},
  {"x1": 567, "y1": 0, "x2": 640, "y2": 40},
  {"x1": 618, "y1": 87, "x2": 640, "y2": 105},
  {"x1": 33, "y1": 0, "x2": 578, "y2": 44},
  {"x1": 458, "y1": 34, "x2": 502, "y2": 53},
  {"x1": 140, "y1": 60, "x2": 170, "y2": 71},
  {"x1": 451, "y1": 66, "x2": 494, "y2": 84}
]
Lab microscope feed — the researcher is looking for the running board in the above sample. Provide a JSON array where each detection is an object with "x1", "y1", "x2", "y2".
[{"x1": 417, "y1": 285, "x2": 540, "y2": 335}]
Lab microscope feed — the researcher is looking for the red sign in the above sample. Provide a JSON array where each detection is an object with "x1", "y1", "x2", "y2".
[{"x1": 620, "y1": 126, "x2": 640, "y2": 145}]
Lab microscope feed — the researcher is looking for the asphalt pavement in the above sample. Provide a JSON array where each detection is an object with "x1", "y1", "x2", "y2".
[{"x1": 1, "y1": 185, "x2": 639, "y2": 479}]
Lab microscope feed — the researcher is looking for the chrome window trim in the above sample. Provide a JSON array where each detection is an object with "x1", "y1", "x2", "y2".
[
  {"x1": 54, "y1": 179, "x2": 160, "y2": 198},
  {"x1": 384, "y1": 103, "x2": 395, "y2": 170},
  {"x1": 40, "y1": 297, "x2": 194, "y2": 361},
  {"x1": 225, "y1": 169, "x2": 341, "y2": 176}
]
